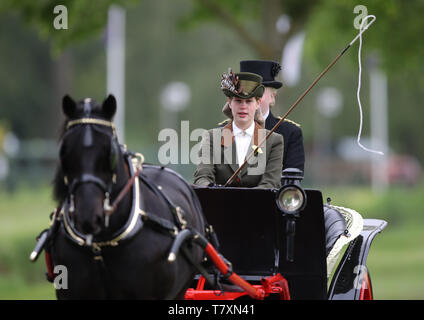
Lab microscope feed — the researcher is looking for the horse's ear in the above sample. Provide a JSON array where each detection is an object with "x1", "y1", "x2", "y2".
[
  {"x1": 62, "y1": 95, "x2": 76, "y2": 118},
  {"x1": 102, "y1": 94, "x2": 117, "y2": 120}
]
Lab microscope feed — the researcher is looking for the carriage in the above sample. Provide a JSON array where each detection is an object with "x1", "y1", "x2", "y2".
[
  {"x1": 183, "y1": 169, "x2": 387, "y2": 300},
  {"x1": 29, "y1": 96, "x2": 387, "y2": 300}
]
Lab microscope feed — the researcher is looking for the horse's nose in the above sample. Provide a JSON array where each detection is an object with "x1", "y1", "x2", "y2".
[
  {"x1": 74, "y1": 185, "x2": 105, "y2": 236},
  {"x1": 95, "y1": 215, "x2": 104, "y2": 231},
  {"x1": 79, "y1": 214, "x2": 102, "y2": 235},
  {"x1": 81, "y1": 220, "x2": 95, "y2": 235}
]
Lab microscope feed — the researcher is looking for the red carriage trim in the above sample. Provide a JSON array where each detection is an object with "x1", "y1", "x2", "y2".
[
  {"x1": 185, "y1": 242, "x2": 290, "y2": 300},
  {"x1": 185, "y1": 273, "x2": 291, "y2": 300},
  {"x1": 359, "y1": 271, "x2": 373, "y2": 300},
  {"x1": 204, "y1": 243, "x2": 264, "y2": 299}
]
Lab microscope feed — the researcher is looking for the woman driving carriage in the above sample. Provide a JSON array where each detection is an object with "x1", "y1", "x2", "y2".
[{"x1": 193, "y1": 70, "x2": 283, "y2": 188}]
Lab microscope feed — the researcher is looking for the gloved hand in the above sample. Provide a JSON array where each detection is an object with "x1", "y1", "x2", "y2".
[{"x1": 208, "y1": 183, "x2": 223, "y2": 188}]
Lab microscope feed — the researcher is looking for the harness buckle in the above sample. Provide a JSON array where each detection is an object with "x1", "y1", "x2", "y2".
[
  {"x1": 69, "y1": 194, "x2": 75, "y2": 213},
  {"x1": 103, "y1": 193, "x2": 113, "y2": 228},
  {"x1": 91, "y1": 243, "x2": 104, "y2": 262},
  {"x1": 91, "y1": 243, "x2": 101, "y2": 253},
  {"x1": 175, "y1": 206, "x2": 187, "y2": 230}
]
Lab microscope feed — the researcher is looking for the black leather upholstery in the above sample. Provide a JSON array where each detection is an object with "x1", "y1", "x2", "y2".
[{"x1": 323, "y1": 204, "x2": 347, "y2": 256}]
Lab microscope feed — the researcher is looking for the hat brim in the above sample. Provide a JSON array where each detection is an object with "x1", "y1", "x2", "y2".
[
  {"x1": 223, "y1": 85, "x2": 265, "y2": 99},
  {"x1": 263, "y1": 80, "x2": 282, "y2": 89}
]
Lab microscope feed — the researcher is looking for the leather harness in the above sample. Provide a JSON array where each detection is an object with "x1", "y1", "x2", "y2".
[{"x1": 32, "y1": 117, "x2": 220, "y2": 298}]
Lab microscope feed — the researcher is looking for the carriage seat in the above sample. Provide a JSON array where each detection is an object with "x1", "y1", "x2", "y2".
[{"x1": 323, "y1": 204, "x2": 347, "y2": 256}]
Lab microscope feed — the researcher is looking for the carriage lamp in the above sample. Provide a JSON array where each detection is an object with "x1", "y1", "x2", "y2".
[
  {"x1": 276, "y1": 184, "x2": 307, "y2": 263},
  {"x1": 281, "y1": 168, "x2": 304, "y2": 186},
  {"x1": 276, "y1": 184, "x2": 306, "y2": 216}
]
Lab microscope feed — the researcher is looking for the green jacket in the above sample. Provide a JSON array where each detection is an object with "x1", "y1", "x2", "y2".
[{"x1": 193, "y1": 121, "x2": 283, "y2": 189}]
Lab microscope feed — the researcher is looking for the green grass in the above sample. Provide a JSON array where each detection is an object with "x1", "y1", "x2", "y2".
[
  {"x1": 0, "y1": 274, "x2": 54, "y2": 299},
  {"x1": 0, "y1": 185, "x2": 56, "y2": 299},
  {"x1": 0, "y1": 183, "x2": 423, "y2": 300},
  {"x1": 366, "y1": 224, "x2": 424, "y2": 299}
]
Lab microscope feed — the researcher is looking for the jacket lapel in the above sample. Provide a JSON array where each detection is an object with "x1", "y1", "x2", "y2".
[{"x1": 221, "y1": 122, "x2": 239, "y2": 173}]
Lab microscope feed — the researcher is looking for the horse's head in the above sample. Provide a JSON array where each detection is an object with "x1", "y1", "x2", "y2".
[{"x1": 59, "y1": 94, "x2": 119, "y2": 236}]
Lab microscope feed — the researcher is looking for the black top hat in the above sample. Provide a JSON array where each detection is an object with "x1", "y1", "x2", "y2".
[{"x1": 240, "y1": 60, "x2": 282, "y2": 89}]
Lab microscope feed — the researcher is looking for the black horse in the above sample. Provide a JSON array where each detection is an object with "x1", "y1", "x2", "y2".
[{"x1": 49, "y1": 95, "x2": 207, "y2": 299}]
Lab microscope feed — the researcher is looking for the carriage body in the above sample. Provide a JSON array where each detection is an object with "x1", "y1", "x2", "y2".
[{"x1": 185, "y1": 186, "x2": 387, "y2": 300}]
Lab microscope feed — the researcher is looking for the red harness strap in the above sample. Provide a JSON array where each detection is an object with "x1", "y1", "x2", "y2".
[{"x1": 45, "y1": 251, "x2": 55, "y2": 282}]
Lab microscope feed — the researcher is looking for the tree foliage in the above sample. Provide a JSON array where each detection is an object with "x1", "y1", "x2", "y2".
[
  {"x1": 183, "y1": 0, "x2": 424, "y2": 76},
  {"x1": 1, "y1": 0, "x2": 424, "y2": 167},
  {"x1": 181, "y1": 0, "x2": 321, "y2": 60},
  {"x1": 305, "y1": 0, "x2": 424, "y2": 75},
  {"x1": 3, "y1": 0, "x2": 423, "y2": 73},
  {"x1": 0, "y1": 0, "x2": 138, "y2": 55}
]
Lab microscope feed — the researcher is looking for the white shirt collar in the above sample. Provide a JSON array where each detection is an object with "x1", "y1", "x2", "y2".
[
  {"x1": 232, "y1": 121, "x2": 255, "y2": 137},
  {"x1": 262, "y1": 108, "x2": 270, "y2": 120}
]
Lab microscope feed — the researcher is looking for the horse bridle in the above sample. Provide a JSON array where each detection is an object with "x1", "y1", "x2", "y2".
[{"x1": 62, "y1": 117, "x2": 120, "y2": 226}]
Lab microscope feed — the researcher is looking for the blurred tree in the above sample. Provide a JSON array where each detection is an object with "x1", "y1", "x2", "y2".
[
  {"x1": 305, "y1": 0, "x2": 424, "y2": 75},
  {"x1": 180, "y1": 0, "x2": 319, "y2": 60},
  {"x1": 1, "y1": 0, "x2": 424, "y2": 175},
  {"x1": 0, "y1": 0, "x2": 138, "y2": 56},
  {"x1": 0, "y1": 14, "x2": 53, "y2": 138},
  {"x1": 0, "y1": 12, "x2": 106, "y2": 140},
  {"x1": 2, "y1": 0, "x2": 422, "y2": 75},
  {"x1": 183, "y1": 0, "x2": 424, "y2": 74},
  {"x1": 181, "y1": 0, "x2": 424, "y2": 166},
  {"x1": 0, "y1": 0, "x2": 137, "y2": 139}
]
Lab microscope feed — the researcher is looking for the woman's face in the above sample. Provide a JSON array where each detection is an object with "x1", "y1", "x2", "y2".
[{"x1": 228, "y1": 96, "x2": 260, "y2": 129}]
